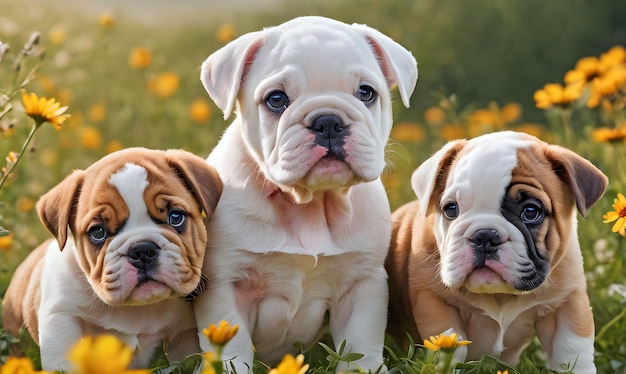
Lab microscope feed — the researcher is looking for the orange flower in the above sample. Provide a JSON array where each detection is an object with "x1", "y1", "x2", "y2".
[
  {"x1": 80, "y1": 126, "x2": 103, "y2": 150},
  {"x1": 129, "y1": 47, "x2": 152, "y2": 69},
  {"x1": 392, "y1": 122, "x2": 424, "y2": 142},
  {"x1": 217, "y1": 23, "x2": 235, "y2": 44},
  {"x1": 190, "y1": 98, "x2": 212, "y2": 122},
  {"x1": 147, "y1": 72, "x2": 180, "y2": 98},
  {"x1": 98, "y1": 14, "x2": 115, "y2": 27},
  {"x1": 0, "y1": 233, "x2": 13, "y2": 250},
  {"x1": 575, "y1": 56, "x2": 600, "y2": 78},
  {"x1": 88, "y1": 103, "x2": 107, "y2": 122},
  {"x1": 21, "y1": 91, "x2": 70, "y2": 129},
  {"x1": 424, "y1": 107, "x2": 446, "y2": 124}
]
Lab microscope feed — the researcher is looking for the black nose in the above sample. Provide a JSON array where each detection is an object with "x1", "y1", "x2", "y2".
[
  {"x1": 128, "y1": 241, "x2": 159, "y2": 270},
  {"x1": 310, "y1": 114, "x2": 348, "y2": 159},
  {"x1": 311, "y1": 114, "x2": 347, "y2": 140},
  {"x1": 471, "y1": 229, "x2": 503, "y2": 255}
]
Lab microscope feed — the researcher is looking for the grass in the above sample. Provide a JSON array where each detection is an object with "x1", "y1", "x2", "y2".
[{"x1": 1, "y1": 0, "x2": 626, "y2": 372}]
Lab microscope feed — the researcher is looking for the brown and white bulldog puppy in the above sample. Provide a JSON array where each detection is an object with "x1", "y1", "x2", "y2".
[
  {"x1": 195, "y1": 16, "x2": 417, "y2": 373},
  {"x1": 386, "y1": 131, "x2": 607, "y2": 373},
  {"x1": 2, "y1": 148, "x2": 222, "y2": 371}
]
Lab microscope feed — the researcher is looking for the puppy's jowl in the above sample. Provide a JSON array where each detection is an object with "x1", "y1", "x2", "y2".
[
  {"x1": 2, "y1": 148, "x2": 222, "y2": 371},
  {"x1": 386, "y1": 131, "x2": 607, "y2": 373},
  {"x1": 195, "y1": 16, "x2": 417, "y2": 373}
]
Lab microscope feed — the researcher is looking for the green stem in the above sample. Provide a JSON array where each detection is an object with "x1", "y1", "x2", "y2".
[
  {"x1": 0, "y1": 119, "x2": 40, "y2": 190},
  {"x1": 595, "y1": 307, "x2": 626, "y2": 342},
  {"x1": 436, "y1": 350, "x2": 454, "y2": 374},
  {"x1": 559, "y1": 107, "x2": 574, "y2": 146}
]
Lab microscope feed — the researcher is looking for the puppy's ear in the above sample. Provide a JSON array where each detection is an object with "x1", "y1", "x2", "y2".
[
  {"x1": 165, "y1": 150, "x2": 223, "y2": 219},
  {"x1": 200, "y1": 31, "x2": 264, "y2": 120},
  {"x1": 352, "y1": 24, "x2": 418, "y2": 108},
  {"x1": 543, "y1": 145, "x2": 608, "y2": 218},
  {"x1": 411, "y1": 139, "x2": 466, "y2": 217},
  {"x1": 37, "y1": 170, "x2": 85, "y2": 250}
]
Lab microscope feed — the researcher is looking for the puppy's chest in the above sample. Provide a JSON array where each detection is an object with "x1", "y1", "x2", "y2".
[{"x1": 229, "y1": 251, "x2": 374, "y2": 339}]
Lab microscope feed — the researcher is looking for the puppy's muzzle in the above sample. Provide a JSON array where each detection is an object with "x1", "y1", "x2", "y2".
[
  {"x1": 471, "y1": 229, "x2": 503, "y2": 267},
  {"x1": 310, "y1": 114, "x2": 349, "y2": 160},
  {"x1": 128, "y1": 241, "x2": 159, "y2": 274}
]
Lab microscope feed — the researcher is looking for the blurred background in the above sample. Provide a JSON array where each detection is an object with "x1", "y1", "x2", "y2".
[{"x1": 1, "y1": 0, "x2": 626, "y2": 371}]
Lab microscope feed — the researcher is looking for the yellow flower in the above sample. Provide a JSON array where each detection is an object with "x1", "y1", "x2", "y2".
[
  {"x1": 88, "y1": 103, "x2": 107, "y2": 122},
  {"x1": 203, "y1": 320, "x2": 239, "y2": 346},
  {"x1": 423, "y1": 332, "x2": 471, "y2": 352},
  {"x1": 268, "y1": 354, "x2": 310, "y2": 374},
  {"x1": 5, "y1": 151, "x2": 18, "y2": 164},
  {"x1": 0, "y1": 356, "x2": 49, "y2": 374},
  {"x1": 513, "y1": 123, "x2": 546, "y2": 139},
  {"x1": 440, "y1": 124, "x2": 465, "y2": 141},
  {"x1": 49, "y1": 27, "x2": 66, "y2": 44},
  {"x1": 68, "y1": 335, "x2": 149, "y2": 374},
  {"x1": 98, "y1": 14, "x2": 115, "y2": 27},
  {"x1": 39, "y1": 149, "x2": 58, "y2": 167},
  {"x1": 500, "y1": 102, "x2": 522, "y2": 123},
  {"x1": 497, "y1": 371, "x2": 509, "y2": 374},
  {"x1": 564, "y1": 69, "x2": 587, "y2": 84},
  {"x1": 533, "y1": 82, "x2": 583, "y2": 109},
  {"x1": 17, "y1": 196, "x2": 36, "y2": 212},
  {"x1": 190, "y1": 98, "x2": 212, "y2": 122},
  {"x1": 22, "y1": 91, "x2": 70, "y2": 129},
  {"x1": 80, "y1": 126, "x2": 103, "y2": 150},
  {"x1": 0, "y1": 233, "x2": 13, "y2": 250},
  {"x1": 106, "y1": 140, "x2": 124, "y2": 154},
  {"x1": 603, "y1": 193, "x2": 626, "y2": 236},
  {"x1": 575, "y1": 56, "x2": 600, "y2": 79},
  {"x1": 392, "y1": 122, "x2": 424, "y2": 142},
  {"x1": 217, "y1": 23, "x2": 235, "y2": 44},
  {"x1": 129, "y1": 47, "x2": 152, "y2": 69},
  {"x1": 424, "y1": 106, "x2": 446, "y2": 124},
  {"x1": 201, "y1": 351, "x2": 218, "y2": 374},
  {"x1": 592, "y1": 126, "x2": 626, "y2": 143},
  {"x1": 147, "y1": 71, "x2": 180, "y2": 98}
]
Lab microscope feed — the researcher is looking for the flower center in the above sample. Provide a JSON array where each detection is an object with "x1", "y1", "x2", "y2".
[{"x1": 620, "y1": 207, "x2": 626, "y2": 218}]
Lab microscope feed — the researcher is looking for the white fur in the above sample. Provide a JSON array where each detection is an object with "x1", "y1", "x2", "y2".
[
  {"x1": 195, "y1": 16, "x2": 417, "y2": 373},
  {"x1": 37, "y1": 163, "x2": 200, "y2": 371},
  {"x1": 410, "y1": 131, "x2": 598, "y2": 373}
]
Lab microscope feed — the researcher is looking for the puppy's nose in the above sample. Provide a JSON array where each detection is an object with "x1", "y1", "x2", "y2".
[
  {"x1": 471, "y1": 229, "x2": 503, "y2": 255},
  {"x1": 311, "y1": 114, "x2": 347, "y2": 140},
  {"x1": 128, "y1": 241, "x2": 159, "y2": 269}
]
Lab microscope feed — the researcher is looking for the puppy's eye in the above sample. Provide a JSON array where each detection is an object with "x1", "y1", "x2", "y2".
[
  {"x1": 168, "y1": 209, "x2": 186, "y2": 229},
  {"x1": 356, "y1": 85, "x2": 377, "y2": 105},
  {"x1": 442, "y1": 202, "x2": 459, "y2": 220},
  {"x1": 88, "y1": 225, "x2": 107, "y2": 244},
  {"x1": 521, "y1": 202, "x2": 544, "y2": 225},
  {"x1": 265, "y1": 90, "x2": 290, "y2": 113}
]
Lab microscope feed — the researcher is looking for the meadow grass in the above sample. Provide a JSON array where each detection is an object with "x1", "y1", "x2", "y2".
[{"x1": 1, "y1": 0, "x2": 625, "y2": 372}]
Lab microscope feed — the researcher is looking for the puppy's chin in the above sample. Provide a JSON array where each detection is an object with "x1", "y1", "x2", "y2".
[
  {"x1": 463, "y1": 268, "x2": 524, "y2": 295},
  {"x1": 122, "y1": 281, "x2": 174, "y2": 306},
  {"x1": 303, "y1": 158, "x2": 355, "y2": 188}
]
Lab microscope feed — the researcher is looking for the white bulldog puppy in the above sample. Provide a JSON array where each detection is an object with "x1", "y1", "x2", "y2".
[
  {"x1": 2, "y1": 148, "x2": 223, "y2": 371},
  {"x1": 386, "y1": 131, "x2": 607, "y2": 373},
  {"x1": 196, "y1": 16, "x2": 417, "y2": 373}
]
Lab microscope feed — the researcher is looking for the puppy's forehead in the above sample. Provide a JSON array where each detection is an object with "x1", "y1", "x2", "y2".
[
  {"x1": 259, "y1": 23, "x2": 380, "y2": 84},
  {"x1": 108, "y1": 163, "x2": 149, "y2": 212},
  {"x1": 446, "y1": 133, "x2": 536, "y2": 208}
]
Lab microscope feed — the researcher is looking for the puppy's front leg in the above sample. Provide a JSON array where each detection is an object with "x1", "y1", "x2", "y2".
[
  {"x1": 330, "y1": 268, "x2": 388, "y2": 373},
  {"x1": 194, "y1": 285, "x2": 254, "y2": 374},
  {"x1": 38, "y1": 312, "x2": 83, "y2": 371},
  {"x1": 536, "y1": 290, "x2": 596, "y2": 373}
]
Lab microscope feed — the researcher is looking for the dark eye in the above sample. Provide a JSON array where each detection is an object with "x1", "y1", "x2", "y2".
[
  {"x1": 168, "y1": 209, "x2": 186, "y2": 229},
  {"x1": 356, "y1": 85, "x2": 377, "y2": 105},
  {"x1": 265, "y1": 90, "x2": 289, "y2": 113},
  {"x1": 521, "y1": 202, "x2": 544, "y2": 225},
  {"x1": 88, "y1": 225, "x2": 107, "y2": 244},
  {"x1": 442, "y1": 202, "x2": 459, "y2": 220}
]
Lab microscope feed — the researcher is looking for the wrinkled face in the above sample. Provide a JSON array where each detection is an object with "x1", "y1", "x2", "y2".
[
  {"x1": 434, "y1": 137, "x2": 575, "y2": 294},
  {"x1": 72, "y1": 162, "x2": 208, "y2": 306},
  {"x1": 239, "y1": 25, "x2": 392, "y2": 202}
]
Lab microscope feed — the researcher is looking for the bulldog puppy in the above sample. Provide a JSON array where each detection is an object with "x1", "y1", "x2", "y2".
[
  {"x1": 195, "y1": 16, "x2": 417, "y2": 373},
  {"x1": 386, "y1": 131, "x2": 607, "y2": 373},
  {"x1": 2, "y1": 148, "x2": 222, "y2": 371}
]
